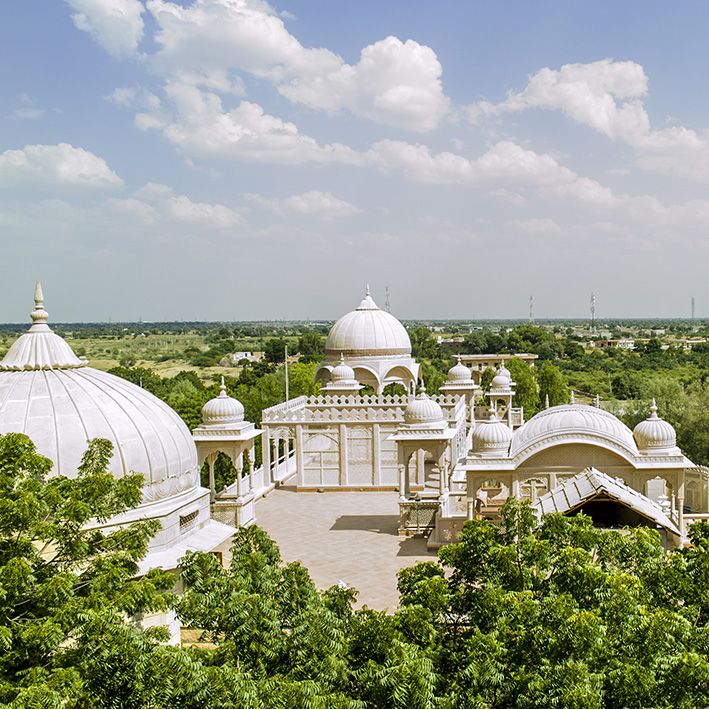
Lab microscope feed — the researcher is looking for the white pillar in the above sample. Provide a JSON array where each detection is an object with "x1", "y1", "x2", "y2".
[
  {"x1": 261, "y1": 430, "x2": 271, "y2": 484},
  {"x1": 208, "y1": 457, "x2": 216, "y2": 503},
  {"x1": 372, "y1": 423, "x2": 381, "y2": 487},
  {"x1": 295, "y1": 424, "x2": 304, "y2": 486},
  {"x1": 339, "y1": 424, "x2": 348, "y2": 487}
]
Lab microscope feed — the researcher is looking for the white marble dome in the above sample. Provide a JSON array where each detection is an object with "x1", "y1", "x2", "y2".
[
  {"x1": 510, "y1": 403, "x2": 637, "y2": 457},
  {"x1": 473, "y1": 411, "x2": 513, "y2": 455},
  {"x1": 330, "y1": 356, "x2": 356, "y2": 382},
  {"x1": 325, "y1": 288, "x2": 411, "y2": 357},
  {"x1": 201, "y1": 378, "x2": 245, "y2": 427},
  {"x1": 0, "y1": 285, "x2": 199, "y2": 505},
  {"x1": 447, "y1": 356, "x2": 472, "y2": 382},
  {"x1": 490, "y1": 363, "x2": 513, "y2": 391},
  {"x1": 633, "y1": 400, "x2": 677, "y2": 453},
  {"x1": 403, "y1": 387, "x2": 445, "y2": 428}
]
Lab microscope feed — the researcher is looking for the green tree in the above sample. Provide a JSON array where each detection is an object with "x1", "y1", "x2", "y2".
[
  {"x1": 0, "y1": 434, "x2": 175, "y2": 706},
  {"x1": 409, "y1": 327, "x2": 438, "y2": 360},
  {"x1": 297, "y1": 331, "x2": 324, "y2": 364},
  {"x1": 506, "y1": 357, "x2": 540, "y2": 416},
  {"x1": 264, "y1": 337, "x2": 287, "y2": 364},
  {"x1": 536, "y1": 360, "x2": 568, "y2": 407}
]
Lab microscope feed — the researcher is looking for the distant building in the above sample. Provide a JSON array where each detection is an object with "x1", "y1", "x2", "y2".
[{"x1": 459, "y1": 353, "x2": 538, "y2": 384}]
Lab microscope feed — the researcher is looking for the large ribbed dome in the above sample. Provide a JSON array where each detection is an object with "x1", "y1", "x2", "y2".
[
  {"x1": 510, "y1": 403, "x2": 637, "y2": 457},
  {"x1": 325, "y1": 287, "x2": 411, "y2": 357},
  {"x1": 0, "y1": 285, "x2": 198, "y2": 505}
]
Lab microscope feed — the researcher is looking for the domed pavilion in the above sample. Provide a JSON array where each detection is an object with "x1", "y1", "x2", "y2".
[
  {"x1": 0, "y1": 284, "x2": 235, "y2": 581},
  {"x1": 314, "y1": 286, "x2": 419, "y2": 394}
]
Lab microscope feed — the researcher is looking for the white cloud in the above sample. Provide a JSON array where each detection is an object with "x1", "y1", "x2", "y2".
[
  {"x1": 131, "y1": 181, "x2": 243, "y2": 227},
  {"x1": 66, "y1": 0, "x2": 145, "y2": 57},
  {"x1": 366, "y1": 139, "x2": 616, "y2": 206},
  {"x1": 105, "y1": 86, "x2": 161, "y2": 110},
  {"x1": 145, "y1": 0, "x2": 448, "y2": 131},
  {"x1": 508, "y1": 217, "x2": 561, "y2": 235},
  {"x1": 136, "y1": 82, "x2": 362, "y2": 164},
  {"x1": 0, "y1": 143, "x2": 123, "y2": 188},
  {"x1": 470, "y1": 59, "x2": 709, "y2": 179},
  {"x1": 247, "y1": 190, "x2": 359, "y2": 218}
]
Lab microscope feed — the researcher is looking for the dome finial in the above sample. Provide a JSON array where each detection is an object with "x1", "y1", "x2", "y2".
[
  {"x1": 31, "y1": 281, "x2": 49, "y2": 326},
  {"x1": 650, "y1": 398, "x2": 658, "y2": 418},
  {"x1": 365, "y1": 283, "x2": 370, "y2": 297},
  {"x1": 545, "y1": 394, "x2": 550, "y2": 409},
  {"x1": 219, "y1": 376, "x2": 227, "y2": 397},
  {"x1": 570, "y1": 390, "x2": 575, "y2": 405},
  {"x1": 594, "y1": 394, "x2": 601, "y2": 408},
  {"x1": 339, "y1": 352, "x2": 345, "y2": 364}
]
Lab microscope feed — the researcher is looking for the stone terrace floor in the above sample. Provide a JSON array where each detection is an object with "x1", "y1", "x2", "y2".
[{"x1": 253, "y1": 486, "x2": 438, "y2": 611}]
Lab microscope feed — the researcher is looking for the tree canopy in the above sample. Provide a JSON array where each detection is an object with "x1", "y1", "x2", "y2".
[{"x1": 5, "y1": 437, "x2": 709, "y2": 709}]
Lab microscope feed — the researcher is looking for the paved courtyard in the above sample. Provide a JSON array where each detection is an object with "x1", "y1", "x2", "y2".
[{"x1": 253, "y1": 487, "x2": 438, "y2": 610}]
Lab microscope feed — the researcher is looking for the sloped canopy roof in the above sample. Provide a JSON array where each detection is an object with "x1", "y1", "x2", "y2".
[{"x1": 532, "y1": 467, "x2": 679, "y2": 536}]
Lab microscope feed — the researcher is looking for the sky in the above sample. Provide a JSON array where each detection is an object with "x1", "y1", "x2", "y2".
[{"x1": 1, "y1": 1, "x2": 708, "y2": 322}]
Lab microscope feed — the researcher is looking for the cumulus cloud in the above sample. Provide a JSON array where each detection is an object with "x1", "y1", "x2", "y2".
[
  {"x1": 135, "y1": 82, "x2": 362, "y2": 164},
  {"x1": 130, "y1": 181, "x2": 243, "y2": 227},
  {"x1": 366, "y1": 139, "x2": 616, "y2": 206},
  {"x1": 145, "y1": 0, "x2": 448, "y2": 131},
  {"x1": 246, "y1": 190, "x2": 360, "y2": 218},
  {"x1": 0, "y1": 143, "x2": 123, "y2": 188},
  {"x1": 469, "y1": 59, "x2": 709, "y2": 179},
  {"x1": 66, "y1": 0, "x2": 145, "y2": 57}
]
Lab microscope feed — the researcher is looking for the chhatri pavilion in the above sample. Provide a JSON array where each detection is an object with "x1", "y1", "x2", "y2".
[{"x1": 0, "y1": 283, "x2": 706, "y2": 621}]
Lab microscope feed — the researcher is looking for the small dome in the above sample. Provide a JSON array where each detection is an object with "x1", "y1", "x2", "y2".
[
  {"x1": 447, "y1": 355, "x2": 471, "y2": 383},
  {"x1": 490, "y1": 363, "x2": 513, "y2": 391},
  {"x1": 325, "y1": 286, "x2": 411, "y2": 357},
  {"x1": 331, "y1": 354, "x2": 356, "y2": 382},
  {"x1": 473, "y1": 411, "x2": 513, "y2": 455},
  {"x1": 201, "y1": 378, "x2": 244, "y2": 426},
  {"x1": 633, "y1": 399, "x2": 677, "y2": 453},
  {"x1": 403, "y1": 386, "x2": 445, "y2": 428}
]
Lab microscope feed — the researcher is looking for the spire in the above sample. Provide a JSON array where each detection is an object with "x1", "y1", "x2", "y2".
[
  {"x1": 649, "y1": 398, "x2": 659, "y2": 418},
  {"x1": 594, "y1": 394, "x2": 601, "y2": 408},
  {"x1": 30, "y1": 280, "x2": 49, "y2": 329},
  {"x1": 339, "y1": 352, "x2": 345, "y2": 365},
  {"x1": 365, "y1": 283, "x2": 370, "y2": 297},
  {"x1": 219, "y1": 376, "x2": 227, "y2": 397},
  {"x1": 545, "y1": 394, "x2": 550, "y2": 409},
  {"x1": 456, "y1": 354, "x2": 462, "y2": 365},
  {"x1": 570, "y1": 390, "x2": 576, "y2": 405}
]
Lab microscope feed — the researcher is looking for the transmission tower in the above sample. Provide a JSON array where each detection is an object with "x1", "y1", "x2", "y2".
[
  {"x1": 529, "y1": 295, "x2": 535, "y2": 325},
  {"x1": 692, "y1": 296, "x2": 696, "y2": 322},
  {"x1": 385, "y1": 285, "x2": 391, "y2": 313},
  {"x1": 590, "y1": 292, "x2": 596, "y2": 335}
]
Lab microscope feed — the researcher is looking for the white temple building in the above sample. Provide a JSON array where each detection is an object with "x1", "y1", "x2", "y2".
[
  {"x1": 1, "y1": 282, "x2": 706, "y2": 616},
  {"x1": 260, "y1": 288, "x2": 706, "y2": 549},
  {"x1": 0, "y1": 284, "x2": 235, "y2": 641}
]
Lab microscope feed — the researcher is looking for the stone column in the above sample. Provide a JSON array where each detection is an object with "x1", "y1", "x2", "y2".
[
  {"x1": 372, "y1": 423, "x2": 381, "y2": 487},
  {"x1": 247, "y1": 445, "x2": 254, "y2": 492},
  {"x1": 416, "y1": 449, "x2": 425, "y2": 487},
  {"x1": 261, "y1": 430, "x2": 271, "y2": 485},
  {"x1": 294, "y1": 424, "x2": 304, "y2": 487},
  {"x1": 208, "y1": 456, "x2": 216, "y2": 503},
  {"x1": 339, "y1": 424, "x2": 348, "y2": 487},
  {"x1": 233, "y1": 449, "x2": 242, "y2": 499}
]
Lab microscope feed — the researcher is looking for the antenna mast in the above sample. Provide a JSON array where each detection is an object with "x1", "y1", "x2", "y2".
[
  {"x1": 590, "y1": 292, "x2": 596, "y2": 335},
  {"x1": 691, "y1": 295, "x2": 695, "y2": 322},
  {"x1": 529, "y1": 295, "x2": 534, "y2": 325},
  {"x1": 385, "y1": 285, "x2": 391, "y2": 313}
]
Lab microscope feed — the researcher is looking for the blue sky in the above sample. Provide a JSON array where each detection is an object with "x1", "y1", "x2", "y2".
[{"x1": 1, "y1": 1, "x2": 708, "y2": 321}]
